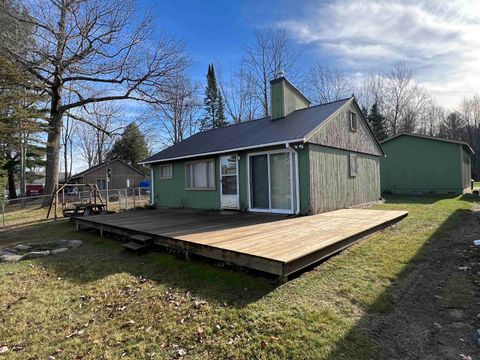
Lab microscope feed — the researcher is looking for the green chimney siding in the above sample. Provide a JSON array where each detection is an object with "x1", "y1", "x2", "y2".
[
  {"x1": 270, "y1": 80, "x2": 285, "y2": 119},
  {"x1": 270, "y1": 78, "x2": 310, "y2": 120},
  {"x1": 380, "y1": 136, "x2": 469, "y2": 194}
]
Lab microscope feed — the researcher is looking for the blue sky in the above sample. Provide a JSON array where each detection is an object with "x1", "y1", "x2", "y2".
[
  {"x1": 138, "y1": 0, "x2": 480, "y2": 109},
  {"x1": 138, "y1": 0, "x2": 315, "y2": 84}
]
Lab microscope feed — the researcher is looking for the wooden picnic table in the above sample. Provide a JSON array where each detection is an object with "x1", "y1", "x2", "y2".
[{"x1": 70, "y1": 203, "x2": 106, "y2": 217}]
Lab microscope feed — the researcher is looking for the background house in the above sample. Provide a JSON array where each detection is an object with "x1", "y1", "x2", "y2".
[
  {"x1": 141, "y1": 76, "x2": 384, "y2": 214},
  {"x1": 68, "y1": 159, "x2": 147, "y2": 191},
  {"x1": 380, "y1": 133, "x2": 474, "y2": 194}
]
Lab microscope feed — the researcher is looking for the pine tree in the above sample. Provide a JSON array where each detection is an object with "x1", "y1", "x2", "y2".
[
  {"x1": 107, "y1": 123, "x2": 149, "y2": 169},
  {"x1": 367, "y1": 103, "x2": 387, "y2": 140},
  {"x1": 201, "y1": 64, "x2": 227, "y2": 131}
]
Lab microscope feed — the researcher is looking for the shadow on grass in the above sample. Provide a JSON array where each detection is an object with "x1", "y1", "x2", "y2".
[
  {"x1": 0, "y1": 219, "x2": 275, "y2": 308},
  {"x1": 382, "y1": 193, "x2": 459, "y2": 205},
  {"x1": 325, "y1": 206, "x2": 478, "y2": 359}
]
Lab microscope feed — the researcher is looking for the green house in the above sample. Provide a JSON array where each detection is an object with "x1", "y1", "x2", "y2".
[
  {"x1": 141, "y1": 76, "x2": 384, "y2": 215},
  {"x1": 380, "y1": 133, "x2": 474, "y2": 194}
]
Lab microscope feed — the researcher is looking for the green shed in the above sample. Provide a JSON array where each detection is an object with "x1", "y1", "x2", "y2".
[
  {"x1": 380, "y1": 133, "x2": 474, "y2": 194},
  {"x1": 141, "y1": 76, "x2": 385, "y2": 215}
]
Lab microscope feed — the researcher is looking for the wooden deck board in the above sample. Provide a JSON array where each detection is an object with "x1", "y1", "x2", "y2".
[{"x1": 73, "y1": 208, "x2": 408, "y2": 277}]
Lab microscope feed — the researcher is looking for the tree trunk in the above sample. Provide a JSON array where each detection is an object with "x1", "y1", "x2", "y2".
[
  {"x1": 7, "y1": 167, "x2": 16, "y2": 200},
  {"x1": 42, "y1": 110, "x2": 63, "y2": 206}
]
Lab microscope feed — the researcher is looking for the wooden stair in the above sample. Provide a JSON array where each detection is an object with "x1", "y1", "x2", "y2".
[{"x1": 122, "y1": 234, "x2": 153, "y2": 254}]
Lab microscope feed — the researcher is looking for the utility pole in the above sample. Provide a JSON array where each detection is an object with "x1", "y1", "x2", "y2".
[{"x1": 105, "y1": 161, "x2": 111, "y2": 211}]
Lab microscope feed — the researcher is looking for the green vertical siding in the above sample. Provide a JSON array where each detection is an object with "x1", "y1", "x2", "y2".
[
  {"x1": 298, "y1": 144, "x2": 310, "y2": 213},
  {"x1": 380, "y1": 136, "x2": 464, "y2": 193},
  {"x1": 309, "y1": 144, "x2": 381, "y2": 213},
  {"x1": 153, "y1": 157, "x2": 220, "y2": 209},
  {"x1": 461, "y1": 147, "x2": 472, "y2": 190},
  {"x1": 270, "y1": 81, "x2": 285, "y2": 119}
]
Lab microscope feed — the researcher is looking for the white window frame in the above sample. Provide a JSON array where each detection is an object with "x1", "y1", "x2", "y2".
[
  {"x1": 349, "y1": 153, "x2": 357, "y2": 177},
  {"x1": 247, "y1": 149, "x2": 297, "y2": 215},
  {"x1": 349, "y1": 111, "x2": 357, "y2": 132},
  {"x1": 185, "y1": 159, "x2": 216, "y2": 191},
  {"x1": 126, "y1": 178, "x2": 135, "y2": 188},
  {"x1": 96, "y1": 178, "x2": 106, "y2": 190},
  {"x1": 159, "y1": 164, "x2": 173, "y2": 179}
]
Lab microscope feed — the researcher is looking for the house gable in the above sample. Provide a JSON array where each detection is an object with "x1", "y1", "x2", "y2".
[{"x1": 305, "y1": 99, "x2": 383, "y2": 157}]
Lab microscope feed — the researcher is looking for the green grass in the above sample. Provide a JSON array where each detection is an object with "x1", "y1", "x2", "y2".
[{"x1": 0, "y1": 194, "x2": 476, "y2": 359}]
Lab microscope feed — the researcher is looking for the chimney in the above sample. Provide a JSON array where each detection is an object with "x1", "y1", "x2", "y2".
[{"x1": 270, "y1": 73, "x2": 310, "y2": 120}]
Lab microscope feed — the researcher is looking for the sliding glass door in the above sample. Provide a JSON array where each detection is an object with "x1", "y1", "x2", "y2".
[{"x1": 249, "y1": 151, "x2": 294, "y2": 214}]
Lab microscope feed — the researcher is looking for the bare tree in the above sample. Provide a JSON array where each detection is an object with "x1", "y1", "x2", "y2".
[
  {"x1": 417, "y1": 101, "x2": 445, "y2": 137},
  {"x1": 218, "y1": 64, "x2": 260, "y2": 123},
  {"x1": 1, "y1": 0, "x2": 189, "y2": 202},
  {"x1": 75, "y1": 103, "x2": 121, "y2": 167},
  {"x1": 151, "y1": 74, "x2": 201, "y2": 145},
  {"x1": 242, "y1": 27, "x2": 299, "y2": 117},
  {"x1": 306, "y1": 64, "x2": 352, "y2": 104},
  {"x1": 460, "y1": 94, "x2": 480, "y2": 178},
  {"x1": 364, "y1": 62, "x2": 431, "y2": 135}
]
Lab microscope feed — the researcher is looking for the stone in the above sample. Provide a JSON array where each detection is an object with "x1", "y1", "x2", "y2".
[
  {"x1": 51, "y1": 247, "x2": 69, "y2": 255},
  {"x1": 22, "y1": 251, "x2": 51, "y2": 259},
  {"x1": 448, "y1": 309, "x2": 465, "y2": 320},
  {"x1": 0, "y1": 253, "x2": 23, "y2": 262},
  {"x1": 14, "y1": 244, "x2": 32, "y2": 251},
  {"x1": 2, "y1": 248, "x2": 19, "y2": 254},
  {"x1": 67, "y1": 240, "x2": 82, "y2": 248}
]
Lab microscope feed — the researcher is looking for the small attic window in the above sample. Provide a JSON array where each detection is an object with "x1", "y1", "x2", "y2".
[{"x1": 349, "y1": 111, "x2": 357, "y2": 131}]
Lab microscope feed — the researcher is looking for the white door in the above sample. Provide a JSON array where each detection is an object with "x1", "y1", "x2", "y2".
[{"x1": 220, "y1": 155, "x2": 239, "y2": 209}]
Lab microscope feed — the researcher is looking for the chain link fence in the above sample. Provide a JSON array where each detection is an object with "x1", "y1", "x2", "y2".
[{"x1": 1, "y1": 187, "x2": 151, "y2": 228}]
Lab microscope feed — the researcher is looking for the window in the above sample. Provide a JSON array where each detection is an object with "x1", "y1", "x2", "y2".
[
  {"x1": 159, "y1": 164, "x2": 173, "y2": 179},
  {"x1": 96, "y1": 178, "x2": 106, "y2": 190},
  {"x1": 126, "y1": 178, "x2": 135, "y2": 187},
  {"x1": 349, "y1": 154, "x2": 357, "y2": 177},
  {"x1": 349, "y1": 111, "x2": 357, "y2": 131},
  {"x1": 185, "y1": 159, "x2": 215, "y2": 190}
]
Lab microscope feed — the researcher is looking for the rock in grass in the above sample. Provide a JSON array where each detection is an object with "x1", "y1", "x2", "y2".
[
  {"x1": 14, "y1": 244, "x2": 32, "y2": 251},
  {"x1": 66, "y1": 240, "x2": 82, "y2": 248},
  {"x1": 2, "y1": 248, "x2": 19, "y2": 254},
  {"x1": 0, "y1": 253, "x2": 23, "y2": 262},
  {"x1": 51, "y1": 247, "x2": 69, "y2": 255},
  {"x1": 22, "y1": 251, "x2": 51, "y2": 259}
]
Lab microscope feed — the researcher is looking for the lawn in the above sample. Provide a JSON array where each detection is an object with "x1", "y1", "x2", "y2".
[{"x1": 0, "y1": 194, "x2": 478, "y2": 359}]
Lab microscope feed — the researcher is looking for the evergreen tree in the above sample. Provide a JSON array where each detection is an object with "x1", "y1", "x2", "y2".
[
  {"x1": 201, "y1": 64, "x2": 227, "y2": 131},
  {"x1": 107, "y1": 123, "x2": 149, "y2": 169},
  {"x1": 367, "y1": 103, "x2": 387, "y2": 140}
]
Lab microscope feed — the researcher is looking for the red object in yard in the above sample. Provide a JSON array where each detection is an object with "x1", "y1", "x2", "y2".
[{"x1": 26, "y1": 184, "x2": 44, "y2": 196}]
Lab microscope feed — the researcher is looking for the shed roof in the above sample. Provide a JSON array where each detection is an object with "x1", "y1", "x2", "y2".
[
  {"x1": 142, "y1": 98, "x2": 358, "y2": 164},
  {"x1": 381, "y1": 133, "x2": 475, "y2": 156},
  {"x1": 68, "y1": 159, "x2": 146, "y2": 181}
]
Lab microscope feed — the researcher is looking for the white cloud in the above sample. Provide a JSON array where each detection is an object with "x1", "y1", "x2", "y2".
[{"x1": 281, "y1": 0, "x2": 480, "y2": 108}]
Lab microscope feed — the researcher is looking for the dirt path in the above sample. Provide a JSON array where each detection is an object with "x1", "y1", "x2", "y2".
[{"x1": 366, "y1": 210, "x2": 480, "y2": 359}]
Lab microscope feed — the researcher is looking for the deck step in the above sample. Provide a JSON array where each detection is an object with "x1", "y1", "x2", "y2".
[
  {"x1": 130, "y1": 234, "x2": 153, "y2": 244},
  {"x1": 122, "y1": 241, "x2": 149, "y2": 252}
]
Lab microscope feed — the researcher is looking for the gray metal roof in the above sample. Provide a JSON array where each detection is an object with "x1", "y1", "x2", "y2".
[
  {"x1": 142, "y1": 98, "x2": 351, "y2": 164},
  {"x1": 381, "y1": 133, "x2": 475, "y2": 156}
]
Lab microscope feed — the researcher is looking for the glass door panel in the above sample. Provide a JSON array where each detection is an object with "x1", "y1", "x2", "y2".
[
  {"x1": 270, "y1": 153, "x2": 292, "y2": 210},
  {"x1": 220, "y1": 155, "x2": 238, "y2": 209},
  {"x1": 250, "y1": 154, "x2": 269, "y2": 209}
]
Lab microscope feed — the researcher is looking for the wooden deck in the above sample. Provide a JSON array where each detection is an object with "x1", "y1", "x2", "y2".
[{"x1": 73, "y1": 208, "x2": 408, "y2": 280}]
